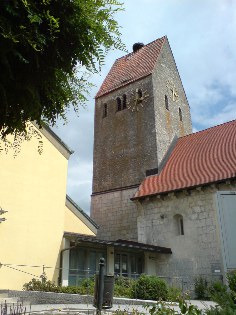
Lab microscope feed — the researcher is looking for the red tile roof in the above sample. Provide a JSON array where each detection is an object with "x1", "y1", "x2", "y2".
[
  {"x1": 96, "y1": 36, "x2": 166, "y2": 98},
  {"x1": 133, "y1": 120, "x2": 236, "y2": 199}
]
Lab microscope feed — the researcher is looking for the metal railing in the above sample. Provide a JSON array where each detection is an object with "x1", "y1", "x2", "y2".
[{"x1": 0, "y1": 301, "x2": 27, "y2": 315}]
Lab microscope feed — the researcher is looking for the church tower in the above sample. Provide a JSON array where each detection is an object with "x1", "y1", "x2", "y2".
[{"x1": 91, "y1": 36, "x2": 192, "y2": 241}]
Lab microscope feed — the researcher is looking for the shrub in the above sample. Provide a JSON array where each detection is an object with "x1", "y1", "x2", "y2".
[
  {"x1": 23, "y1": 277, "x2": 59, "y2": 292},
  {"x1": 205, "y1": 306, "x2": 236, "y2": 315},
  {"x1": 114, "y1": 276, "x2": 134, "y2": 298},
  {"x1": 208, "y1": 280, "x2": 235, "y2": 310},
  {"x1": 146, "y1": 298, "x2": 202, "y2": 315},
  {"x1": 78, "y1": 277, "x2": 95, "y2": 295},
  {"x1": 227, "y1": 270, "x2": 236, "y2": 303},
  {"x1": 59, "y1": 286, "x2": 81, "y2": 294},
  {"x1": 167, "y1": 286, "x2": 182, "y2": 302},
  {"x1": 132, "y1": 274, "x2": 168, "y2": 301},
  {"x1": 23, "y1": 275, "x2": 95, "y2": 295},
  {"x1": 194, "y1": 276, "x2": 208, "y2": 300}
]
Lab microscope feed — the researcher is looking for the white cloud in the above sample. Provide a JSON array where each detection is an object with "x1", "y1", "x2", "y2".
[{"x1": 193, "y1": 102, "x2": 236, "y2": 128}]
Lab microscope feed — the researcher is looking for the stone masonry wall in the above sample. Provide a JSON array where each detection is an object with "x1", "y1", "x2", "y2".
[
  {"x1": 152, "y1": 39, "x2": 192, "y2": 164},
  {"x1": 91, "y1": 187, "x2": 138, "y2": 241},
  {"x1": 93, "y1": 76, "x2": 159, "y2": 193},
  {"x1": 137, "y1": 183, "x2": 236, "y2": 282}
]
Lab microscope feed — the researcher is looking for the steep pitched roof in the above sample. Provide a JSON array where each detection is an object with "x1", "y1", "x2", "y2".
[
  {"x1": 96, "y1": 36, "x2": 167, "y2": 98},
  {"x1": 133, "y1": 120, "x2": 236, "y2": 199},
  {"x1": 66, "y1": 195, "x2": 99, "y2": 231}
]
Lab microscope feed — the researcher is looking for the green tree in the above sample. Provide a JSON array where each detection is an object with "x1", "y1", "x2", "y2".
[{"x1": 0, "y1": 0, "x2": 125, "y2": 138}]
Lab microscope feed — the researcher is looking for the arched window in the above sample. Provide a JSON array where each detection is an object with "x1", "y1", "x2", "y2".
[
  {"x1": 165, "y1": 95, "x2": 169, "y2": 110},
  {"x1": 122, "y1": 94, "x2": 127, "y2": 109},
  {"x1": 103, "y1": 103, "x2": 107, "y2": 118},
  {"x1": 117, "y1": 97, "x2": 121, "y2": 111},
  {"x1": 179, "y1": 107, "x2": 183, "y2": 121},
  {"x1": 173, "y1": 214, "x2": 184, "y2": 236}
]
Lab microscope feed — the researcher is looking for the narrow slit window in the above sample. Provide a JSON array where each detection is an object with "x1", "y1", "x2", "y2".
[
  {"x1": 174, "y1": 214, "x2": 184, "y2": 236},
  {"x1": 165, "y1": 95, "x2": 169, "y2": 110},
  {"x1": 103, "y1": 103, "x2": 107, "y2": 118},
  {"x1": 138, "y1": 89, "x2": 142, "y2": 98},
  {"x1": 123, "y1": 94, "x2": 127, "y2": 109},
  {"x1": 117, "y1": 97, "x2": 121, "y2": 111},
  {"x1": 179, "y1": 218, "x2": 184, "y2": 235},
  {"x1": 179, "y1": 107, "x2": 183, "y2": 121}
]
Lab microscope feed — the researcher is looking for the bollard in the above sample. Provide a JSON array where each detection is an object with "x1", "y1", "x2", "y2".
[
  {"x1": 97, "y1": 257, "x2": 105, "y2": 315},
  {"x1": 94, "y1": 258, "x2": 114, "y2": 313}
]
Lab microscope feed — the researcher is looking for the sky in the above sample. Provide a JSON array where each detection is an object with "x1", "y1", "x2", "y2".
[{"x1": 52, "y1": 0, "x2": 236, "y2": 214}]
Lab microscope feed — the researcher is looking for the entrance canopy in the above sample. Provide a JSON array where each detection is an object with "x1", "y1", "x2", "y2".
[{"x1": 64, "y1": 232, "x2": 172, "y2": 254}]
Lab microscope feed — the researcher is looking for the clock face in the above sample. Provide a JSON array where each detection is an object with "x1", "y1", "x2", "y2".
[
  {"x1": 166, "y1": 80, "x2": 179, "y2": 102},
  {"x1": 127, "y1": 88, "x2": 149, "y2": 112}
]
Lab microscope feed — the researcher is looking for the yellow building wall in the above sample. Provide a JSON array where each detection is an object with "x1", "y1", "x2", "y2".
[
  {"x1": 0, "y1": 125, "x2": 94, "y2": 290},
  {"x1": 64, "y1": 206, "x2": 95, "y2": 236}
]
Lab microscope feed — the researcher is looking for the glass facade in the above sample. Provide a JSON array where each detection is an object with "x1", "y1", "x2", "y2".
[
  {"x1": 68, "y1": 244, "x2": 144, "y2": 285},
  {"x1": 69, "y1": 247, "x2": 106, "y2": 286},
  {"x1": 114, "y1": 251, "x2": 143, "y2": 278}
]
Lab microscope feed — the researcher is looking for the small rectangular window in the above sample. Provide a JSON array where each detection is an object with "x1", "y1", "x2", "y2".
[
  {"x1": 179, "y1": 107, "x2": 183, "y2": 121},
  {"x1": 180, "y1": 218, "x2": 184, "y2": 235},
  {"x1": 123, "y1": 94, "x2": 127, "y2": 109},
  {"x1": 116, "y1": 97, "x2": 121, "y2": 111},
  {"x1": 103, "y1": 103, "x2": 107, "y2": 118},
  {"x1": 165, "y1": 95, "x2": 169, "y2": 110}
]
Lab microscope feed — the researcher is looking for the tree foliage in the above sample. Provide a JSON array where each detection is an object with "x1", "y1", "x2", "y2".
[{"x1": 0, "y1": 0, "x2": 125, "y2": 137}]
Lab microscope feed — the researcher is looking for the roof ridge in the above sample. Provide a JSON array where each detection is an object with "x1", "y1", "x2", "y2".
[
  {"x1": 116, "y1": 35, "x2": 167, "y2": 61},
  {"x1": 179, "y1": 119, "x2": 236, "y2": 140},
  {"x1": 144, "y1": 35, "x2": 167, "y2": 48}
]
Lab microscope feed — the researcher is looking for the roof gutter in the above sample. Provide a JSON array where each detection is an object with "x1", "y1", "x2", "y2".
[{"x1": 131, "y1": 176, "x2": 236, "y2": 202}]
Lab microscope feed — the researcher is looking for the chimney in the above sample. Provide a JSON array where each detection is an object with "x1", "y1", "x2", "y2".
[{"x1": 133, "y1": 42, "x2": 144, "y2": 53}]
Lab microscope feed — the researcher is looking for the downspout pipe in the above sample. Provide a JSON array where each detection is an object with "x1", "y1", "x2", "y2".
[{"x1": 58, "y1": 240, "x2": 79, "y2": 286}]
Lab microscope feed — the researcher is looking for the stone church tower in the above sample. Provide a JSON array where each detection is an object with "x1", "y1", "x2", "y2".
[{"x1": 91, "y1": 36, "x2": 192, "y2": 240}]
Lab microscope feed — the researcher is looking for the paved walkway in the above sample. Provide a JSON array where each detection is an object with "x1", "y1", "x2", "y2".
[
  {"x1": 27, "y1": 300, "x2": 217, "y2": 314},
  {"x1": 0, "y1": 294, "x2": 218, "y2": 315}
]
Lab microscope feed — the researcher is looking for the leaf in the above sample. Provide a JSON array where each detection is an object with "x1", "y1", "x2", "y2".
[{"x1": 0, "y1": 0, "x2": 125, "y2": 137}]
